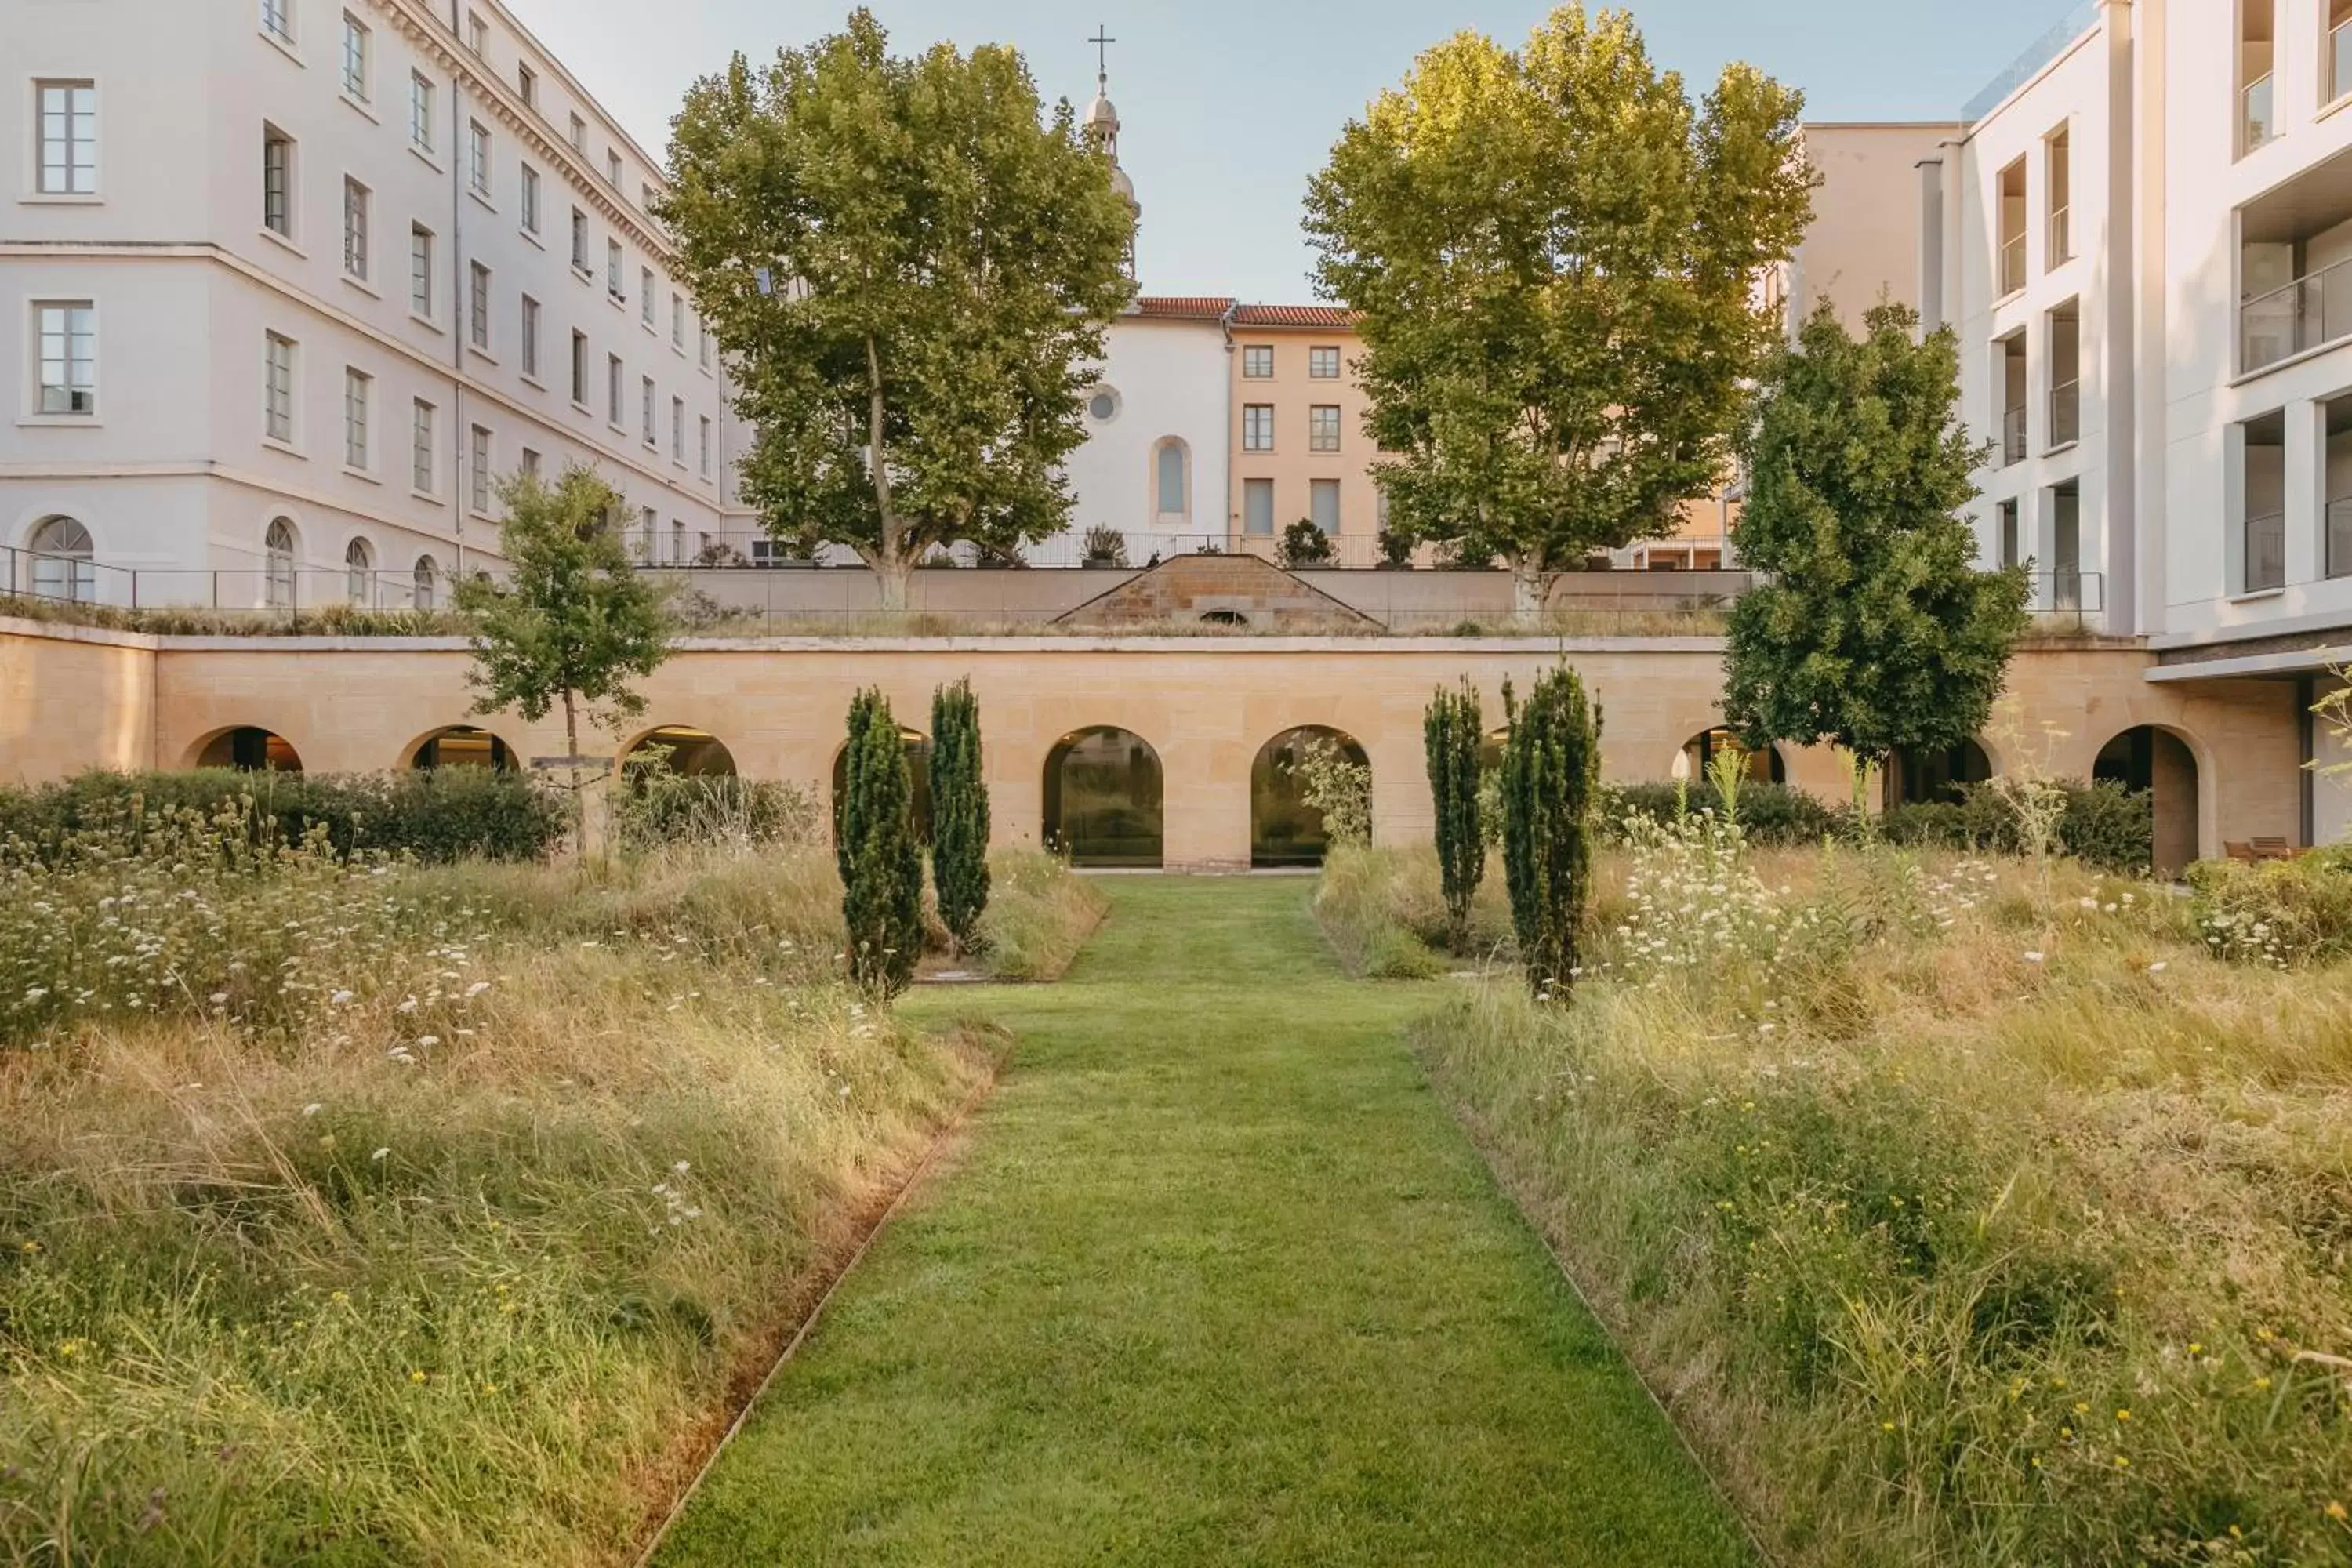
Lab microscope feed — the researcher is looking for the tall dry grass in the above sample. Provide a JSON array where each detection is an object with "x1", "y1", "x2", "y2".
[
  {"x1": 0, "y1": 823, "x2": 1109, "y2": 1563},
  {"x1": 1361, "y1": 833, "x2": 2352, "y2": 1564}
]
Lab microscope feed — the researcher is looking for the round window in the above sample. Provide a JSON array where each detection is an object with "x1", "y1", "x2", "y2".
[{"x1": 1088, "y1": 388, "x2": 1120, "y2": 422}]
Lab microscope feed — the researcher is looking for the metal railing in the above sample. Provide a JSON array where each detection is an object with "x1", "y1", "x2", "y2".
[
  {"x1": 2240, "y1": 253, "x2": 2352, "y2": 373},
  {"x1": 0, "y1": 550, "x2": 488, "y2": 615},
  {"x1": 2243, "y1": 71, "x2": 2277, "y2": 156},
  {"x1": 2329, "y1": 495, "x2": 2352, "y2": 580},
  {"x1": 1999, "y1": 232, "x2": 2028, "y2": 296},
  {"x1": 628, "y1": 529, "x2": 1461, "y2": 573},
  {"x1": 1, "y1": 545, "x2": 126, "y2": 606},
  {"x1": 2049, "y1": 378, "x2": 2081, "y2": 447},
  {"x1": 2000, "y1": 406, "x2": 2029, "y2": 465},
  {"x1": 2024, "y1": 568, "x2": 2104, "y2": 630},
  {"x1": 2048, "y1": 204, "x2": 2071, "y2": 268},
  {"x1": 2245, "y1": 510, "x2": 2286, "y2": 593},
  {"x1": 1963, "y1": 1, "x2": 2100, "y2": 122}
]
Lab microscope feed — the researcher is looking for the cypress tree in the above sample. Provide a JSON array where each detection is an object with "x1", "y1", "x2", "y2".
[
  {"x1": 836, "y1": 688, "x2": 880, "y2": 885},
  {"x1": 1423, "y1": 679, "x2": 1485, "y2": 952},
  {"x1": 1501, "y1": 666, "x2": 1602, "y2": 1000},
  {"x1": 839, "y1": 687, "x2": 924, "y2": 996},
  {"x1": 930, "y1": 677, "x2": 991, "y2": 956}
]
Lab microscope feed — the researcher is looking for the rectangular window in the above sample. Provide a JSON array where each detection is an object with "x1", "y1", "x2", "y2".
[
  {"x1": 608, "y1": 239, "x2": 624, "y2": 299},
  {"x1": 521, "y1": 446, "x2": 542, "y2": 478},
  {"x1": 467, "y1": 11, "x2": 488, "y2": 55},
  {"x1": 1243, "y1": 477, "x2": 1275, "y2": 535},
  {"x1": 520, "y1": 164, "x2": 540, "y2": 234},
  {"x1": 35, "y1": 81, "x2": 98, "y2": 196},
  {"x1": 699, "y1": 416, "x2": 713, "y2": 477},
  {"x1": 1243, "y1": 403, "x2": 1274, "y2": 452},
  {"x1": 34, "y1": 303, "x2": 96, "y2": 416},
  {"x1": 517, "y1": 63, "x2": 537, "y2": 109},
  {"x1": 263, "y1": 332, "x2": 296, "y2": 444},
  {"x1": 261, "y1": 0, "x2": 292, "y2": 44},
  {"x1": 2241, "y1": 0, "x2": 2277, "y2": 157},
  {"x1": 1311, "y1": 477, "x2": 1341, "y2": 533},
  {"x1": 1308, "y1": 404, "x2": 1341, "y2": 452},
  {"x1": 672, "y1": 396, "x2": 685, "y2": 460},
  {"x1": 521, "y1": 295, "x2": 541, "y2": 379},
  {"x1": 1308, "y1": 345, "x2": 1341, "y2": 379},
  {"x1": 570, "y1": 209, "x2": 588, "y2": 271},
  {"x1": 2045, "y1": 124, "x2": 2071, "y2": 268},
  {"x1": 467, "y1": 121, "x2": 491, "y2": 199},
  {"x1": 672, "y1": 293, "x2": 685, "y2": 349},
  {"x1": 470, "y1": 424, "x2": 492, "y2": 514},
  {"x1": 699, "y1": 321, "x2": 712, "y2": 370},
  {"x1": 641, "y1": 376, "x2": 656, "y2": 445},
  {"x1": 341, "y1": 14, "x2": 371, "y2": 101},
  {"x1": 608, "y1": 354, "x2": 622, "y2": 424},
  {"x1": 571, "y1": 330, "x2": 588, "y2": 404},
  {"x1": 342, "y1": 176, "x2": 368, "y2": 279},
  {"x1": 641, "y1": 267, "x2": 656, "y2": 325},
  {"x1": 343, "y1": 367, "x2": 371, "y2": 469},
  {"x1": 607, "y1": 149, "x2": 622, "y2": 185},
  {"x1": 1995, "y1": 156, "x2": 2026, "y2": 295},
  {"x1": 409, "y1": 224, "x2": 434, "y2": 317},
  {"x1": 1243, "y1": 344, "x2": 1273, "y2": 379},
  {"x1": 262, "y1": 126, "x2": 294, "y2": 237},
  {"x1": 409, "y1": 73, "x2": 434, "y2": 155},
  {"x1": 412, "y1": 398, "x2": 435, "y2": 492},
  {"x1": 1997, "y1": 499, "x2": 2020, "y2": 568},
  {"x1": 568, "y1": 113, "x2": 586, "y2": 152},
  {"x1": 468, "y1": 262, "x2": 491, "y2": 351}
]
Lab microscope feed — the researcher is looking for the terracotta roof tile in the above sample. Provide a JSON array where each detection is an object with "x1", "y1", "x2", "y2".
[
  {"x1": 1229, "y1": 303, "x2": 1358, "y2": 328},
  {"x1": 1133, "y1": 296, "x2": 1236, "y2": 320}
]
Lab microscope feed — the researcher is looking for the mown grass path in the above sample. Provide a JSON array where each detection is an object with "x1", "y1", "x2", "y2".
[{"x1": 655, "y1": 878, "x2": 1748, "y2": 1566}]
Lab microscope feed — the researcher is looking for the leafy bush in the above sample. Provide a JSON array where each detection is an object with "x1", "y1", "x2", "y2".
[
  {"x1": 0, "y1": 768, "x2": 564, "y2": 865},
  {"x1": 1878, "y1": 799, "x2": 1969, "y2": 849},
  {"x1": 1278, "y1": 518, "x2": 1335, "y2": 568},
  {"x1": 1606, "y1": 781, "x2": 1838, "y2": 848},
  {"x1": 2053, "y1": 780, "x2": 2155, "y2": 873},
  {"x1": 2188, "y1": 845, "x2": 2352, "y2": 967},
  {"x1": 609, "y1": 768, "x2": 818, "y2": 853}
]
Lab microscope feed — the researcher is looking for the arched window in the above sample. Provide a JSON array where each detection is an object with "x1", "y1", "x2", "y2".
[
  {"x1": 1154, "y1": 438, "x2": 1188, "y2": 520},
  {"x1": 1043, "y1": 726, "x2": 1163, "y2": 868},
  {"x1": 621, "y1": 726, "x2": 737, "y2": 776},
  {"x1": 413, "y1": 554, "x2": 438, "y2": 611},
  {"x1": 1252, "y1": 726, "x2": 1370, "y2": 867},
  {"x1": 1679, "y1": 728, "x2": 1785, "y2": 786},
  {"x1": 26, "y1": 517, "x2": 96, "y2": 604},
  {"x1": 264, "y1": 517, "x2": 298, "y2": 608},
  {"x1": 344, "y1": 537, "x2": 374, "y2": 604}
]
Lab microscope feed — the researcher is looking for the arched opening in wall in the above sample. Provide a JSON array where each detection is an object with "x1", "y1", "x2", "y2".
[
  {"x1": 832, "y1": 728, "x2": 935, "y2": 845},
  {"x1": 621, "y1": 727, "x2": 736, "y2": 777},
  {"x1": 264, "y1": 517, "x2": 299, "y2": 608},
  {"x1": 1044, "y1": 727, "x2": 1163, "y2": 869},
  {"x1": 2095, "y1": 725, "x2": 2201, "y2": 876},
  {"x1": 1680, "y1": 728, "x2": 1785, "y2": 785},
  {"x1": 1200, "y1": 609, "x2": 1248, "y2": 627},
  {"x1": 1251, "y1": 726, "x2": 1370, "y2": 868},
  {"x1": 408, "y1": 726, "x2": 516, "y2": 771},
  {"x1": 192, "y1": 727, "x2": 303, "y2": 772},
  {"x1": 1886, "y1": 739, "x2": 1992, "y2": 807},
  {"x1": 1152, "y1": 437, "x2": 1189, "y2": 524},
  {"x1": 25, "y1": 517, "x2": 96, "y2": 603}
]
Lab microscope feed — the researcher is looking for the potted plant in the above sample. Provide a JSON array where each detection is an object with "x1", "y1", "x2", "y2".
[
  {"x1": 1278, "y1": 518, "x2": 1334, "y2": 569},
  {"x1": 1081, "y1": 526, "x2": 1129, "y2": 569},
  {"x1": 1376, "y1": 525, "x2": 1415, "y2": 570}
]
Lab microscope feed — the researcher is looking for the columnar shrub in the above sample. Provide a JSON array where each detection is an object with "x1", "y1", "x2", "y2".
[
  {"x1": 930, "y1": 678, "x2": 991, "y2": 956},
  {"x1": 1424, "y1": 680, "x2": 1486, "y2": 950},
  {"x1": 837, "y1": 688, "x2": 924, "y2": 996},
  {"x1": 1501, "y1": 667, "x2": 1601, "y2": 999}
]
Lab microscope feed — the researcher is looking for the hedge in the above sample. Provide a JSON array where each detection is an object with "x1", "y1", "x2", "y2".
[
  {"x1": 1605, "y1": 781, "x2": 1840, "y2": 848},
  {"x1": 0, "y1": 768, "x2": 567, "y2": 865}
]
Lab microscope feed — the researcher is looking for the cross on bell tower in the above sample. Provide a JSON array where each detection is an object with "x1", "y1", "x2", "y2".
[{"x1": 1083, "y1": 25, "x2": 1137, "y2": 277}]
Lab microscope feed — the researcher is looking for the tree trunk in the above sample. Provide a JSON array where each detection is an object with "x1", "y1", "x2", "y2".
[
  {"x1": 863, "y1": 332, "x2": 908, "y2": 613},
  {"x1": 872, "y1": 547, "x2": 913, "y2": 612},
  {"x1": 1510, "y1": 555, "x2": 1551, "y2": 624},
  {"x1": 563, "y1": 688, "x2": 585, "y2": 861}
]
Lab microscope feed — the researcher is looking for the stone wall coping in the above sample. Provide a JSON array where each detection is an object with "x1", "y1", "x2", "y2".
[{"x1": 0, "y1": 614, "x2": 162, "y2": 652}]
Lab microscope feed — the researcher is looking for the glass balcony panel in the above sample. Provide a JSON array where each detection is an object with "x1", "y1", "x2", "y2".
[
  {"x1": 2243, "y1": 72, "x2": 2276, "y2": 155},
  {"x1": 2245, "y1": 510, "x2": 2286, "y2": 593},
  {"x1": 2049, "y1": 379, "x2": 2081, "y2": 448},
  {"x1": 2329, "y1": 496, "x2": 2352, "y2": 579},
  {"x1": 1999, "y1": 233, "x2": 2027, "y2": 296},
  {"x1": 2001, "y1": 407, "x2": 2027, "y2": 465}
]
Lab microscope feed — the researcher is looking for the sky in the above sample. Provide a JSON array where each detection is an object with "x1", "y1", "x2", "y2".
[{"x1": 505, "y1": 0, "x2": 2077, "y2": 304}]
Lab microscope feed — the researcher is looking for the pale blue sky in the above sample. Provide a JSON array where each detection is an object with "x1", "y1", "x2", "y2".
[{"x1": 506, "y1": 0, "x2": 2073, "y2": 303}]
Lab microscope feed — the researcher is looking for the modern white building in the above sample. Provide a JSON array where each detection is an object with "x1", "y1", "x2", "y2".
[
  {"x1": 1929, "y1": 0, "x2": 2352, "y2": 841},
  {"x1": 2, "y1": 0, "x2": 739, "y2": 609}
]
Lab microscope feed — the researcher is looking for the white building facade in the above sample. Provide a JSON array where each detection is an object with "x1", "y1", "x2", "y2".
[
  {"x1": 1062, "y1": 299, "x2": 1232, "y2": 567},
  {"x1": 2, "y1": 0, "x2": 739, "y2": 609}
]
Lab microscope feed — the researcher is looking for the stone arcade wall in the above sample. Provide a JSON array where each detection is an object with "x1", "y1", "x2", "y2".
[{"x1": 0, "y1": 618, "x2": 2304, "y2": 871}]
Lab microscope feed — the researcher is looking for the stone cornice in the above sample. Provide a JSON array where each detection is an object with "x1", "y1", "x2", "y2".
[{"x1": 364, "y1": 0, "x2": 673, "y2": 263}]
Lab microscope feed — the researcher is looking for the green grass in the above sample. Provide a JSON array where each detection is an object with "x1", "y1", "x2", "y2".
[{"x1": 654, "y1": 877, "x2": 1750, "y2": 1566}]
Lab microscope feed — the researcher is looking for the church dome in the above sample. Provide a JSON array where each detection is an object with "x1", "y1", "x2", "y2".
[{"x1": 1087, "y1": 89, "x2": 1120, "y2": 137}]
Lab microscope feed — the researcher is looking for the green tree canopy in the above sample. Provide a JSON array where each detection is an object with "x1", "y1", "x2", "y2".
[
  {"x1": 1723, "y1": 301, "x2": 2031, "y2": 787},
  {"x1": 455, "y1": 467, "x2": 672, "y2": 853},
  {"x1": 662, "y1": 9, "x2": 1136, "y2": 609},
  {"x1": 1305, "y1": 6, "x2": 1814, "y2": 618}
]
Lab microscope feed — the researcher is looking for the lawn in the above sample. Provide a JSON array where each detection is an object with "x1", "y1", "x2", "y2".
[{"x1": 654, "y1": 877, "x2": 1751, "y2": 1566}]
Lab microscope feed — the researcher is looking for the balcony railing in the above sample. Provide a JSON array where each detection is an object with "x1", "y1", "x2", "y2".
[
  {"x1": 2240, "y1": 253, "x2": 2352, "y2": 374},
  {"x1": 2048, "y1": 205, "x2": 2071, "y2": 268},
  {"x1": 2025, "y1": 568, "x2": 2104, "y2": 630},
  {"x1": 2245, "y1": 510, "x2": 2286, "y2": 593},
  {"x1": 2328, "y1": 495, "x2": 2352, "y2": 579},
  {"x1": 2243, "y1": 71, "x2": 2276, "y2": 155},
  {"x1": 1998, "y1": 232, "x2": 2027, "y2": 296},
  {"x1": 2336, "y1": 20, "x2": 2352, "y2": 104},
  {"x1": 2049, "y1": 378, "x2": 2081, "y2": 447},
  {"x1": 2000, "y1": 406, "x2": 2028, "y2": 465}
]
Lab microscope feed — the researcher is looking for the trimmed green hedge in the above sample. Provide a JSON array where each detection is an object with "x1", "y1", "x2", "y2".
[
  {"x1": 0, "y1": 769, "x2": 566, "y2": 864},
  {"x1": 1605, "y1": 781, "x2": 1840, "y2": 848}
]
